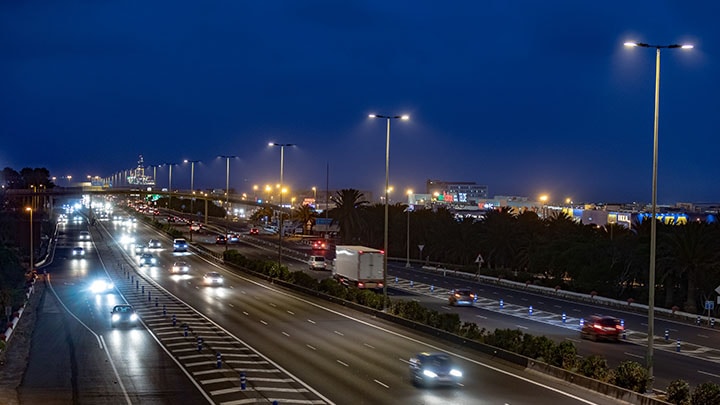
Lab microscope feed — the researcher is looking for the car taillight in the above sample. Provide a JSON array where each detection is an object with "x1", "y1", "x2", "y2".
[
  {"x1": 358, "y1": 282, "x2": 364, "y2": 288},
  {"x1": 616, "y1": 325, "x2": 624, "y2": 330},
  {"x1": 454, "y1": 293, "x2": 461, "y2": 298}
]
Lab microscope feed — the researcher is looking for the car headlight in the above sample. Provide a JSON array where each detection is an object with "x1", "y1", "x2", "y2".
[
  {"x1": 130, "y1": 313, "x2": 138, "y2": 321},
  {"x1": 423, "y1": 370, "x2": 438, "y2": 378},
  {"x1": 151, "y1": 258, "x2": 157, "y2": 264},
  {"x1": 112, "y1": 314, "x2": 120, "y2": 322},
  {"x1": 450, "y1": 369, "x2": 462, "y2": 377}
]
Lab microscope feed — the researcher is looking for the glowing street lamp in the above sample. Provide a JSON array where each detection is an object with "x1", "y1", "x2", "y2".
[
  {"x1": 219, "y1": 155, "x2": 239, "y2": 250},
  {"x1": 184, "y1": 159, "x2": 200, "y2": 214},
  {"x1": 624, "y1": 39, "x2": 693, "y2": 391},
  {"x1": 369, "y1": 113, "x2": 410, "y2": 311}
]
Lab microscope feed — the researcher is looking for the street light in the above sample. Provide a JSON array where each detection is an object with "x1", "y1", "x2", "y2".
[
  {"x1": 164, "y1": 163, "x2": 177, "y2": 210},
  {"x1": 184, "y1": 159, "x2": 200, "y2": 215},
  {"x1": 539, "y1": 194, "x2": 549, "y2": 218},
  {"x1": 369, "y1": 113, "x2": 409, "y2": 311},
  {"x1": 406, "y1": 189, "x2": 413, "y2": 268},
  {"x1": 269, "y1": 142, "x2": 295, "y2": 266},
  {"x1": 219, "y1": 155, "x2": 238, "y2": 251},
  {"x1": 312, "y1": 186, "x2": 317, "y2": 206},
  {"x1": 25, "y1": 207, "x2": 33, "y2": 271},
  {"x1": 624, "y1": 40, "x2": 692, "y2": 391}
]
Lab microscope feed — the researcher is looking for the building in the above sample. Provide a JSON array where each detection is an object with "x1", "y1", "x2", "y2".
[{"x1": 426, "y1": 180, "x2": 488, "y2": 206}]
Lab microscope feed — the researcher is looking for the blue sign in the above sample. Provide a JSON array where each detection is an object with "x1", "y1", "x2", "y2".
[
  {"x1": 705, "y1": 301, "x2": 715, "y2": 310},
  {"x1": 316, "y1": 218, "x2": 332, "y2": 225}
]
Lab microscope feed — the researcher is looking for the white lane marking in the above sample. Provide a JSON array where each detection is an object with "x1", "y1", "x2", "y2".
[
  {"x1": 565, "y1": 338, "x2": 581, "y2": 343},
  {"x1": 334, "y1": 330, "x2": 344, "y2": 336},
  {"x1": 269, "y1": 303, "x2": 277, "y2": 307},
  {"x1": 307, "y1": 319, "x2": 316, "y2": 324},
  {"x1": 99, "y1": 335, "x2": 132, "y2": 405},
  {"x1": 242, "y1": 311, "x2": 249, "y2": 316},
  {"x1": 228, "y1": 303, "x2": 234, "y2": 308},
  {"x1": 698, "y1": 334, "x2": 709, "y2": 338},
  {"x1": 287, "y1": 310, "x2": 295, "y2": 315},
  {"x1": 554, "y1": 305, "x2": 562, "y2": 308},
  {"x1": 336, "y1": 360, "x2": 349, "y2": 367},
  {"x1": 364, "y1": 343, "x2": 375, "y2": 349},
  {"x1": 306, "y1": 344, "x2": 317, "y2": 351},
  {"x1": 374, "y1": 379, "x2": 389, "y2": 388},
  {"x1": 282, "y1": 331, "x2": 290, "y2": 337},
  {"x1": 623, "y1": 352, "x2": 643, "y2": 359},
  {"x1": 516, "y1": 325, "x2": 528, "y2": 330},
  {"x1": 476, "y1": 315, "x2": 487, "y2": 319},
  {"x1": 572, "y1": 308, "x2": 582, "y2": 312},
  {"x1": 698, "y1": 370, "x2": 720, "y2": 379},
  {"x1": 260, "y1": 320, "x2": 268, "y2": 325}
]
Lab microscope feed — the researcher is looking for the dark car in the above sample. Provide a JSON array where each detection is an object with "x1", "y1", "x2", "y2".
[
  {"x1": 138, "y1": 253, "x2": 157, "y2": 267},
  {"x1": 448, "y1": 288, "x2": 476, "y2": 306},
  {"x1": 215, "y1": 235, "x2": 227, "y2": 244},
  {"x1": 111, "y1": 304, "x2": 138, "y2": 327},
  {"x1": 580, "y1": 315, "x2": 623, "y2": 342},
  {"x1": 409, "y1": 352, "x2": 462, "y2": 387}
]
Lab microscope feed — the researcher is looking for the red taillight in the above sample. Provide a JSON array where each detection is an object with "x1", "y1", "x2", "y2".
[
  {"x1": 616, "y1": 325, "x2": 624, "y2": 330},
  {"x1": 358, "y1": 282, "x2": 364, "y2": 288}
]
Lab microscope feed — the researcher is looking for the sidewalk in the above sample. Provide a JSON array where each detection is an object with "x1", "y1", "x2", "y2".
[{"x1": 0, "y1": 279, "x2": 45, "y2": 405}]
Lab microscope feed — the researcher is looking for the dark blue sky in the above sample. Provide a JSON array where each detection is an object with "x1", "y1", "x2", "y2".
[{"x1": 2, "y1": 1, "x2": 718, "y2": 204}]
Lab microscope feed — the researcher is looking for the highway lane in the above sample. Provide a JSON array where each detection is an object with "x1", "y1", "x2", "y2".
[
  {"x1": 387, "y1": 268, "x2": 720, "y2": 389},
  {"x1": 104, "y1": 210, "x2": 631, "y2": 404},
  {"x1": 19, "y1": 218, "x2": 208, "y2": 404}
]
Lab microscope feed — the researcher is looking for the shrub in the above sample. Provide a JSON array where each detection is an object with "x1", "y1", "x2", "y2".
[
  {"x1": 483, "y1": 329, "x2": 524, "y2": 353},
  {"x1": 519, "y1": 334, "x2": 554, "y2": 360},
  {"x1": 545, "y1": 340, "x2": 578, "y2": 370},
  {"x1": 290, "y1": 271, "x2": 319, "y2": 290},
  {"x1": 691, "y1": 382, "x2": 720, "y2": 405},
  {"x1": 665, "y1": 379, "x2": 690, "y2": 405},
  {"x1": 579, "y1": 355, "x2": 610, "y2": 381},
  {"x1": 611, "y1": 361, "x2": 648, "y2": 393}
]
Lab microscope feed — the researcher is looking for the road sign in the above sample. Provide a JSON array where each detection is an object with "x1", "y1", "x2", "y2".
[
  {"x1": 705, "y1": 301, "x2": 715, "y2": 311},
  {"x1": 715, "y1": 284, "x2": 720, "y2": 295}
]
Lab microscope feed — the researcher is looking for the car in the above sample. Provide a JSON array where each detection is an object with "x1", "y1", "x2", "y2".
[
  {"x1": 89, "y1": 278, "x2": 114, "y2": 294},
  {"x1": 189, "y1": 222, "x2": 203, "y2": 232},
  {"x1": 203, "y1": 272, "x2": 224, "y2": 285},
  {"x1": 580, "y1": 315, "x2": 623, "y2": 342},
  {"x1": 73, "y1": 215, "x2": 83, "y2": 223},
  {"x1": 409, "y1": 352, "x2": 462, "y2": 387},
  {"x1": 167, "y1": 216, "x2": 176, "y2": 223},
  {"x1": 448, "y1": 288, "x2": 477, "y2": 306},
  {"x1": 138, "y1": 253, "x2": 157, "y2": 267},
  {"x1": 308, "y1": 255, "x2": 327, "y2": 270},
  {"x1": 171, "y1": 260, "x2": 190, "y2": 274},
  {"x1": 249, "y1": 227, "x2": 259, "y2": 235},
  {"x1": 311, "y1": 239, "x2": 328, "y2": 250},
  {"x1": 173, "y1": 238, "x2": 188, "y2": 252},
  {"x1": 79, "y1": 231, "x2": 91, "y2": 240},
  {"x1": 227, "y1": 233, "x2": 240, "y2": 243},
  {"x1": 71, "y1": 246, "x2": 85, "y2": 257},
  {"x1": 133, "y1": 244, "x2": 146, "y2": 255},
  {"x1": 215, "y1": 235, "x2": 227, "y2": 244},
  {"x1": 147, "y1": 239, "x2": 162, "y2": 249},
  {"x1": 110, "y1": 304, "x2": 139, "y2": 327}
]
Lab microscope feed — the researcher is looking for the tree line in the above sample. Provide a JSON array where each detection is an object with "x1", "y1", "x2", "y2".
[{"x1": 327, "y1": 189, "x2": 720, "y2": 314}]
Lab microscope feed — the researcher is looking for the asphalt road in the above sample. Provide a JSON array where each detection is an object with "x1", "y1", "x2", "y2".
[{"x1": 78, "y1": 208, "x2": 627, "y2": 404}]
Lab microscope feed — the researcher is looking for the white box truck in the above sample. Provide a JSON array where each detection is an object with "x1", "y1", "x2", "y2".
[{"x1": 333, "y1": 245, "x2": 384, "y2": 289}]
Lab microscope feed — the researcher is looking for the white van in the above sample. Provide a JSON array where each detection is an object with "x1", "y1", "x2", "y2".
[{"x1": 308, "y1": 256, "x2": 327, "y2": 270}]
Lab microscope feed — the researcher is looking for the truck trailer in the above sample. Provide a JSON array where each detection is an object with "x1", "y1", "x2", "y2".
[{"x1": 333, "y1": 245, "x2": 384, "y2": 289}]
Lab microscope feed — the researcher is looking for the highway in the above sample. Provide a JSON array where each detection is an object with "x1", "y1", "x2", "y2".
[{"x1": 15, "y1": 204, "x2": 634, "y2": 404}]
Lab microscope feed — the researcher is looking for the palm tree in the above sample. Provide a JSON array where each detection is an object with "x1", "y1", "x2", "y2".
[
  {"x1": 328, "y1": 189, "x2": 368, "y2": 243},
  {"x1": 291, "y1": 204, "x2": 317, "y2": 235}
]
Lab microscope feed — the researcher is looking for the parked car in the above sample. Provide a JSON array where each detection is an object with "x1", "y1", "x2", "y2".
[
  {"x1": 308, "y1": 255, "x2": 327, "y2": 270},
  {"x1": 448, "y1": 288, "x2": 477, "y2": 306},
  {"x1": 580, "y1": 315, "x2": 623, "y2": 342},
  {"x1": 409, "y1": 352, "x2": 462, "y2": 387}
]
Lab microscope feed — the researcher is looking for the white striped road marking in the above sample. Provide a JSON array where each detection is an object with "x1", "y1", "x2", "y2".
[
  {"x1": 698, "y1": 334, "x2": 709, "y2": 338},
  {"x1": 178, "y1": 354, "x2": 206, "y2": 360},
  {"x1": 260, "y1": 320, "x2": 268, "y2": 325},
  {"x1": 225, "y1": 360, "x2": 270, "y2": 365},
  {"x1": 242, "y1": 311, "x2": 249, "y2": 316},
  {"x1": 282, "y1": 331, "x2": 290, "y2": 337},
  {"x1": 186, "y1": 361, "x2": 218, "y2": 367},
  {"x1": 337, "y1": 360, "x2": 349, "y2": 367},
  {"x1": 306, "y1": 344, "x2": 317, "y2": 351},
  {"x1": 698, "y1": 370, "x2": 720, "y2": 379},
  {"x1": 227, "y1": 368, "x2": 281, "y2": 373},
  {"x1": 623, "y1": 352, "x2": 643, "y2": 359},
  {"x1": 476, "y1": 315, "x2": 487, "y2": 319},
  {"x1": 201, "y1": 377, "x2": 240, "y2": 385},
  {"x1": 269, "y1": 303, "x2": 277, "y2": 307},
  {"x1": 228, "y1": 303, "x2": 234, "y2": 308},
  {"x1": 307, "y1": 319, "x2": 316, "y2": 324},
  {"x1": 516, "y1": 325, "x2": 528, "y2": 330},
  {"x1": 374, "y1": 379, "x2": 389, "y2": 388},
  {"x1": 364, "y1": 343, "x2": 375, "y2": 349},
  {"x1": 334, "y1": 331, "x2": 344, "y2": 336},
  {"x1": 287, "y1": 310, "x2": 295, "y2": 315}
]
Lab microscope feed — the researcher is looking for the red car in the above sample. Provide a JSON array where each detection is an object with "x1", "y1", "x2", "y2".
[
  {"x1": 249, "y1": 228, "x2": 259, "y2": 235},
  {"x1": 312, "y1": 240, "x2": 328, "y2": 250},
  {"x1": 580, "y1": 315, "x2": 623, "y2": 342}
]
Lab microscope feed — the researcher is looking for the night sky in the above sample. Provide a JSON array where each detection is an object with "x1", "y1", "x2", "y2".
[{"x1": 2, "y1": 1, "x2": 718, "y2": 204}]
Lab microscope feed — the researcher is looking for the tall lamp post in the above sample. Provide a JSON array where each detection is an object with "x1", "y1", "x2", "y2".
[
  {"x1": 25, "y1": 207, "x2": 33, "y2": 271},
  {"x1": 219, "y1": 155, "x2": 238, "y2": 251},
  {"x1": 164, "y1": 163, "x2": 177, "y2": 210},
  {"x1": 624, "y1": 40, "x2": 693, "y2": 391},
  {"x1": 406, "y1": 189, "x2": 413, "y2": 268},
  {"x1": 312, "y1": 186, "x2": 317, "y2": 207},
  {"x1": 269, "y1": 142, "x2": 295, "y2": 266},
  {"x1": 184, "y1": 159, "x2": 200, "y2": 215},
  {"x1": 369, "y1": 113, "x2": 409, "y2": 311}
]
